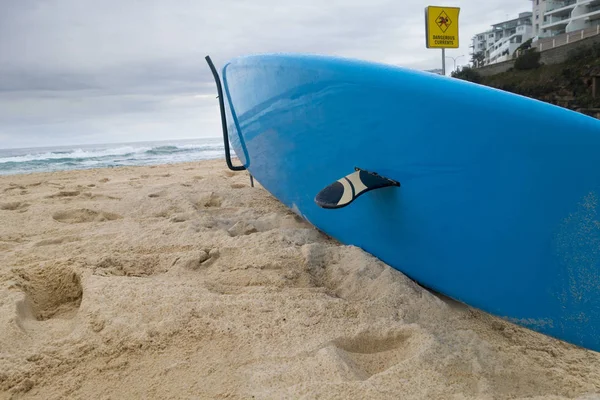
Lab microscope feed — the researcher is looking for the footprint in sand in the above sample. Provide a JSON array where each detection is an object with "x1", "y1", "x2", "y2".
[
  {"x1": 5, "y1": 183, "x2": 26, "y2": 191},
  {"x1": 227, "y1": 221, "x2": 258, "y2": 237},
  {"x1": 230, "y1": 183, "x2": 246, "y2": 189},
  {"x1": 170, "y1": 213, "x2": 194, "y2": 223},
  {"x1": 33, "y1": 236, "x2": 80, "y2": 247},
  {"x1": 172, "y1": 249, "x2": 217, "y2": 271},
  {"x1": 0, "y1": 202, "x2": 29, "y2": 211},
  {"x1": 47, "y1": 182, "x2": 65, "y2": 190},
  {"x1": 53, "y1": 208, "x2": 122, "y2": 224},
  {"x1": 80, "y1": 192, "x2": 121, "y2": 200},
  {"x1": 192, "y1": 192, "x2": 223, "y2": 209},
  {"x1": 148, "y1": 191, "x2": 165, "y2": 198},
  {"x1": 330, "y1": 328, "x2": 421, "y2": 379},
  {"x1": 250, "y1": 213, "x2": 309, "y2": 233},
  {"x1": 93, "y1": 254, "x2": 165, "y2": 277},
  {"x1": 13, "y1": 264, "x2": 83, "y2": 322},
  {"x1": 0, "y1": 242, "x2": 13, "y2": 251},
  {"x1": 45, "y1": 190, "x2": 81, "y2": 199}
]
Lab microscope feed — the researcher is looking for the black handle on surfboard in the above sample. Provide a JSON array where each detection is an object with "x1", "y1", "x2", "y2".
[{"x1": 205, "y1": 55, "x2": 246, "y2": 172}]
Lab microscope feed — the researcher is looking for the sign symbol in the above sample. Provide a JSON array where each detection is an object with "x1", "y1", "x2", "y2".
[{"x1": 436, "y1": 11, "x2": 452, "y2": 33}]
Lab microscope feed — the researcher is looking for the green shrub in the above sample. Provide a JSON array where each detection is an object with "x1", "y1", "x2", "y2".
[
  {"x1": 514, "y1": 38, "x2": 533, "y2": 58},
  {"x1": 451, "y1": 66, "x2": 482, "y2": 83},
  {"x1": 514, "y1": 49, "x2": 541, "y2": 70}
]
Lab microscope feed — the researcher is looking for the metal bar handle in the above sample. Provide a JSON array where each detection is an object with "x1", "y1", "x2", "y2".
[{"x1": 205, "y1": 55, "x2": 246, "y2": 171}]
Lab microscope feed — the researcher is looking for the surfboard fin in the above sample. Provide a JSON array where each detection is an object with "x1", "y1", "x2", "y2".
[{"x1": 315, "y1": 167, "x2": 400, "y2": 209}]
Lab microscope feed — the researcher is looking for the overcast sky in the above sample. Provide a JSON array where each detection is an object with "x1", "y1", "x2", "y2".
[{"x1": 0, "y1": 0, "x2": 529, "y2": 149}]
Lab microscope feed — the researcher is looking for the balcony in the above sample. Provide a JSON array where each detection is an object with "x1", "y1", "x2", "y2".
[
  {"x1": 577, "y1": 0, "x2": 600, "y2": 6},
  {"x1": 585, "y1": 3, "x2": 600, "y2": 13},
  {"x1": 570, "y1": 3, "x2": 600, "y2": 23},
  {"x1": 546, "y1": 0, "x2": 576, "y2": 13},
  {"x1": 546, "y1": 5, "x2": 577, "y2": 17},
  {"x1": 583, "y1": 8, "x2": 600, "y2": 20},
  {"x1": 541, "y1": 14, "x2": 571, "y2": 30}
]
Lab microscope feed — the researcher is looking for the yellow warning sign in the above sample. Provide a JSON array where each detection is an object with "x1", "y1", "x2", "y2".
[{"x1": 425, "y1": 6, "x2": 460, "y2": 49}]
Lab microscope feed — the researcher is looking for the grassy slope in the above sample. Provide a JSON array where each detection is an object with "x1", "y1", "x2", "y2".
[{"x1": 477, "y1": 44, "x2": 600, "y2": 112}]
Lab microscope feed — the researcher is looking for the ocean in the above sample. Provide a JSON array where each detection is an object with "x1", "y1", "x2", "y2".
[{"x1": 0, "y1": 138, "x2": 226, "y2": 176}]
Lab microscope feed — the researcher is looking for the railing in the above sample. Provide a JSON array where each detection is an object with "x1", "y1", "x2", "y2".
[
  {"x1": 536, "y1": 25, "x2": 600, "y2": 50},
  {"x1": 542, "y1": 14, "x2": 572, "y2": 27}
]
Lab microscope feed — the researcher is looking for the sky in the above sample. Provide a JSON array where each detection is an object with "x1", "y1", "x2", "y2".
[{"x1": 0, "y1": 0, "x2": 530, "y2": 149}]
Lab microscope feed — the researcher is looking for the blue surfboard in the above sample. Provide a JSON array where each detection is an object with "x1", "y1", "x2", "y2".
[{"x1": 207, "y1": 53, "x2": 600, "y2": 352}]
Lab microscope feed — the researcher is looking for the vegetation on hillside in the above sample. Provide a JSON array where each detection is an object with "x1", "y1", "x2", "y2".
[
  {"x1": 450, "y1": 66, "x2": 482, "y2": 83},
  {"x1": 513, "y1": 48, "x2": 541, "y2": 70},
  {"x1": 470, "y1": 51, "x2": 485, "y2": 68},
  {"x1": 451, "y1": 42, "x2": 600, "y2": 113}
]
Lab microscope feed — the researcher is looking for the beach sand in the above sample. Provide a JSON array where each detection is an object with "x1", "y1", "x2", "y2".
[{"x1": 1, "y1": 159, "x2": 599, "y2": 399}]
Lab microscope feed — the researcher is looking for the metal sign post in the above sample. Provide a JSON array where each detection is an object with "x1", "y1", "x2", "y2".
[{"x1": 442, "y1": 48, "x2": 446, "y2": 75}]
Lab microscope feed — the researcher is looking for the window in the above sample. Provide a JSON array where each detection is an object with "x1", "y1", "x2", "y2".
[
  {"x1": 536, "y1": 14, "x2": 539, "y2": 19},
  {"x1": 536, "y1": 0, "x2": 539, "y2": 4}
]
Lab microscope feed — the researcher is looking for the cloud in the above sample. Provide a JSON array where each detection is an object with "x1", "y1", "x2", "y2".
[{"x1": 0, "y1": 0, "x2": 531, "y2": 148}]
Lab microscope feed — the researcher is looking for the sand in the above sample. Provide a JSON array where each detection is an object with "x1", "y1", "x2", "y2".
[{"x1": 0, "y1": 159, "x2": 599, "y2": 399}]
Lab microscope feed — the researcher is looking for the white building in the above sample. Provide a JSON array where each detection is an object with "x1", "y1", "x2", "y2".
[
  {"x1": 532, "y1": 0, "x2": 549, "y2": 36},
  {"x1": 471, "y1": 12, "x2": 533, "y2": 65},
  {"x1": 533, "y1": 0, "x2": 600, "y2": 38},
  {"x1": 471, "y1": 30, "x2": 496, "y2": 61}
]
